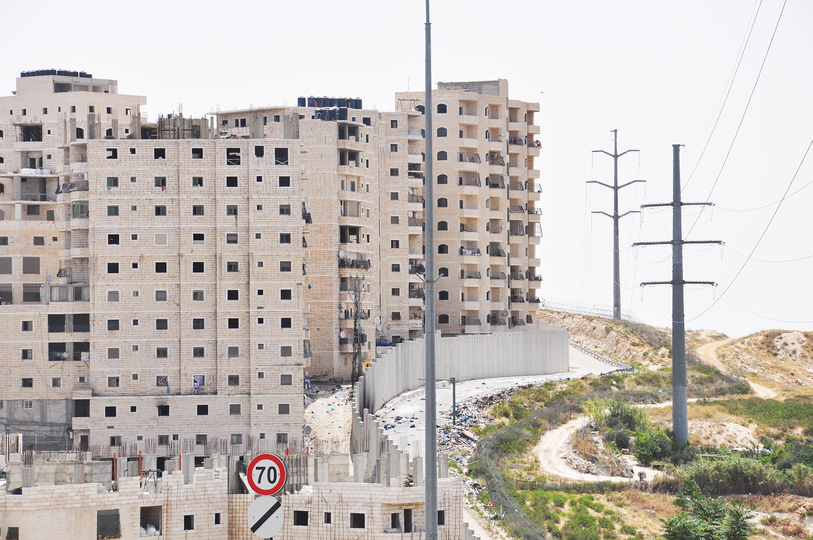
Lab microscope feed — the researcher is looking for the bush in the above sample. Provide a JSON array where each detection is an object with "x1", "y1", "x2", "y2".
[
  {"x1": 670, "y1": 442, "x2": 698, "y2": 466},
  {"x1": 677, "y1": 457, "x2": 785, "y2": 496},
  {"x1": 785, "y1": 463, "x2": 813, "y2": 497},
  {"x1": 633, "y1": 430, "x2": 672, "y2": 466},
  {"x1": 775, "y1": 442, "x2": 813, "y2": 471},
  {"x1": 661, "y1": 481, "x2": 756, "y2": 540},
  {"x1": 604, "y1": 430, "x2": 631, "y2": 450}
]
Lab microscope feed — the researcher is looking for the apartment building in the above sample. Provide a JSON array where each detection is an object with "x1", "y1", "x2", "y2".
[
  {"x1": 391, "y1": 79, "x2": 543, "y2": 337},
  {"x1": 0, "y1": 72, "x2": 304, "y2": 454}
]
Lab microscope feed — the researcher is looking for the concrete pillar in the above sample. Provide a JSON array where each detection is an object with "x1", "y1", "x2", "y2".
[
  {"x1": 438, "y1": 453, "x2": 448, "y2": 479},
  {"x1": 115, "y1": 457, "x2": 126, "y2": 481},
  {"x1": 389, "y1": 451, "x2": 400, "y2": 487},
  {"x1": 141, "y1": 454, "x2": 157, "y2": 472},
  {"x1": 316, "y1": 456, "x2": 328, "y2": 483},
  {"x1": 413, "y1": 456, "x2": 423, "y2": 487},
  {"x1": 352, "y1": 454, "x2": 367, "y2": 483},
  {"x1": 182, "y1": 454, "x2": 194, "y2": 484},
  {"x1": 127, "y1": 460, "x2": 139, "y2": 477}
]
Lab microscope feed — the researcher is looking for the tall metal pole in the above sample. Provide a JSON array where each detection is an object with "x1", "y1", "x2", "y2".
[
  {"x1": 423, "y1": 0, "x2": 438, "y2": 538},
  {"x1": 588, "y1": 130, "x2": 643, "y2": 320},
  {"x1": 670, "y1": 145, "x2": 688, "y2": 445},
  {"x1": 634, "y1": 145, "x2": 720, "y2": 446}
]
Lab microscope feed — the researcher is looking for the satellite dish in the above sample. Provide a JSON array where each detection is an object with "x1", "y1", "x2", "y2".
[
  {"x1": 46, "y1": 275, "x2": 53, "y2": 283},
  {"x1": 408, "y1": 188, "x2": 414, "y2": 195},
  {"x1": 374, "y1": 317, "x2": 381, "y2": 324},
  {"x1": 340, "y1": 330, "x2": 347, "y2": 338},
  {"x1": 377, "y1": 324, "x2": 383, "y2": 331},
  {"x1": 339, "y1": 250, "x2": 345, "y2": 257},
  {"x1": 303, "y1": 318, "x2": 308, "y2": 326},
  {"x1": 407, "y1": 211, "x2": 414, "y2": 217},
  {"x1": 521, "y1": 287, "x2": 526, "y2": 293},
  {"x1": 502, "y1": 310, "x2": 509, "y2": 316},
  {"x1": 308, "y1": 206, "x2": 313, "y2": 213},
  {"x1": 341, "y1": 302, "x2": 348, "y2": 310}
]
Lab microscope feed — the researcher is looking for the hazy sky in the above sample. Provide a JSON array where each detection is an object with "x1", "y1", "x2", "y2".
[{"x1": 5, "y1": 0, "x2": 811, "y2": 338}]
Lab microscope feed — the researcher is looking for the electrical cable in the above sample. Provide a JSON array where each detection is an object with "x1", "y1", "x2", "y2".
[
  {"x1": 687, "y1": 0, "x2": 788, "y2": 238},
  {"x1": 723, "y1": 295, "x2": 813, "y2": 324},
  {"x1": 716, "y1": 175, "x2": 813, "y2": 212},
  {"x1": 682, "y1": 0, "x2": 764, "y2": 193},
  {"x1": 725, "y1": 244, "x2": 813, "y2": 264},
  {"x1": 687, "y1": 137, "x2": 813, "y2": 322}
]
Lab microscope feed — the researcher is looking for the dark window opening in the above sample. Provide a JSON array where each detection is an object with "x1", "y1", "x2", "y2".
[
  {"x1": 274, "y1": 147, "x2": 289, "y2": 165},
  {"x1": 350, "y1": 513, "x2": 366, "y2": 529},
  {"x1": 293, "y1": 511, "x2": 308, "y2": 526},
  {"x1": 226, "y1": 148, "x2": 240, "y2": 165}
]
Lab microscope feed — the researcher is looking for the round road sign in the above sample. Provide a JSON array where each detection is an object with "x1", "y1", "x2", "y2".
[
  {"x1": 247, "y1": 453, "x2": 286, "y2": 496},
  {"x1": 247, "y1": 495, "x2": 284, "y2": 538}
]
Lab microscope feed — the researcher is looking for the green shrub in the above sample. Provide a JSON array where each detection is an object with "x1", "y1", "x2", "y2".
[
  {"x1": 676, "y1": 457, "x2": 785, "y2": 496},
  {"x1": 785, "y1": 463, "x2": 813, "y2": 497},
  {"x1": 633, "y1": 430, "x2": 672, "y2": 466},
  {"x1": 604, "y1": 430, "x2": 631, "y2": 450}
]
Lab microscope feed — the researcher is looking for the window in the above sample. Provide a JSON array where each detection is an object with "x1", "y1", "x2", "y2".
[
  {"x1": 293, "y1": 511, "x2": 309, "y2": 526},
  {"x1": 230, "y1": 433, "x2": 243, "y2": 445},
  {"x1": 193, "y1": 347, "x2": 205, "y2": 357},
  {"x1": 276, "y1": 433, "x2": 289, "y2": 445},
  {"x1": 226, "y1": 233, "x2": 238, "y2": 244},
  {"x1": 278, "y1": 404, "x2": 290, "y2": 415},
  {"x1": 192, "y1": 205, "x2": 204, "y2": 216},
  {"x1": 324, "y1": 512, "x2": 332, "y2": 525},
  {"x1": 226, "y1": 176, "x2": 238, "y2": 187},
  {"x1": 391, "y1": 288, "x2": 401, "y2": 296},
  {"x1": 257, "y1": 317, "x2": 264, "y2": 325},
  {"x1": 227, "y1": 261, "x2": 239, "y2": 272},
  {"x1": 131, "y1": 234, "x2": 138, "y2": 241},
  {"x1": 107, "y1": 290, "x2": 120, "y2": 302},
  {"x1": 108, "y1": 348, "x2": 120, "y2": 359},
  {"x1": 192, "y1": 318, "x2": 205, "y2": 330},
  {"x1": 33, "y1": 236, "x2": 45, "y2": 246},
  {"x1": 156, "y1": 348, "x2": 168, "y2": 358},
  {"x1": 154, "y1": 233, "x2": 167, "y2": 245},
  {"x1": 108, "y1": 376, "x2": 120, "y2": 388},
  {"x1": 107, "y1": 177, "x2": 119, "y2": 188},
  {"x1": 274, "y1": 147, "x2": 289, "y2": 165},
  {"x1": 437, "y1": 151, "x2": 448, "y2": 161},
  {"x1": 52, "y1": 377, "x2": 62, "y2": 388},
  {"x1": 280, "y1": 346, "x2": 292, "y2": 357},
  {"x1": 279, "y1": 374, "x2": 294, "y2": 387},
  {"x1": 183, "y1": 515, "x2": 195, "y2": 531},
  {"x1": 438, "y1": 510, "x2": 446, "y2": 526},
  {"x1": 438, "y1": 314, "x2": 450, "y2": 324},
  {"x1": 108, "y1": 319, "x2": 120, "y2": 331},
  {"x1": 391, "y1": 263, "x2": 401, "y2": 272},
  {"x1": 214, "y1": 513, "x2": 221, "y2": 525},
  {"x1": 0, "y1": 236, "x2": 7, "y2": 246},
  {"x1": 22, "y1": 257, "x2": 40, "y2": 274},
  {"x1": 280, "y1": 289, "x2": 292, "y2": 300},
  {"x1": 390, "y1": 191, "x2": 399, "y2": 201},
  {"x1": 389, "y1": 168, "x2": 399, "y2": 177},
  {"x1": 438, "y1": 221, "x2": 448, "y2": 231},
  {"x1": 438, "y1": 198, "x2": 448, "y2": 207},
  {"x1": 154, "y1": 205, "x2": 167, "y2": 216},
  {"x1": 158, "y1": 435, "x2": 169, "y2": 446},
  {"x1": 197, "y1": 405, "x2": 209, "y2": 415},
  {"x1": 192, "y1": 290, "x2": 204, "y2": 301},
  {"x1": 350, "y1": 513, "x2": 366, "y2": 529},
  {"x1": 155, "y1": 262, "x2": 167, "y2": 273},
  {"x1": 227, "y1": 318, "x2": 239, "y2": 329},
  {"x1": 438, "y1": 244, "x2": 448, "y2": 254},
  {"x1": 390, "y1": 119, "x2": 399, "y2": 129},
  {"x1": 107, "y1": 205, "x2": 119, "y2": 217},
  {"x1": 155, "y1": 290, "x2": 167, "y2": 301},
  {"x1": 390, "y1": 215, "x2": 400, "y2": 225},
  {"x1": 154, "y1": 148, "x2": 166, "y2": 159},
  {"x1": 228, "y1": 375, "x2": 240, "y2": 386},
  {"x1": 278, "y1": 176, "x2": 291, "y2": 187},
  {"x1": 279, "y1": 204, "x2": 291, "y2": 215},
  {"x1": 192, "y1": 176, "x2": 203, "y2": 187},
  {"x1": 192, "y1": 261, "x2": 204, "y2": 273},
  {"x1": 437, "y1": 174, "x2": 448, "y2": 184},
  {"x1": 279, "y1": 261, "x2": 292, "y2": 272},
  {"x1": 439, "y1": 290, "x2": 449, "y2": 300},
  {"x1": 391, "y1": 240, "x2": 400, "y2": 249},
  {"x1": 21, "y1": 377, "x2": 33, "y2": 388},
  {"x1": 391, "y1": 311, "x2": 402, "y2": 320},
  {"x1": 226, "y1": 289, "x2": 240, "y2": 301},
  {"x1": 192, "y1": 233, "x2": 204, "y2": 244},
  {"x1": 439, "y1": 267, "x2": 449, "y2": 277},
  {"x1": 226, "y1": 147, "x2": 240, "y2": 165},
  {"x1": 229, "y1": 403, "x2": 242, "y2": 416},
  {"x1": 279, "y1": 233, "x2": 291, "y2": 244},
  {"x1": 227, "y1": 346, "x2": 239, "y2": 358},
  {"x1": 437, "y1": 103, "x2": 447, "y2": 114},
  {"x1": 280, "y1": 318, "x2": 292, "y2": 329},
  {"x1": 192, "y1": 148, "x2": 203, "y2": 159},
  {"x1": 437, "y1": 127, "x2": 447, "y2": 137},
  {"x1": 104, "y1": 406, "x2": 117, "y2": 418},
  {"x1": 195, "y1": 434, "x2": 207, "y2": 446},
  {"x1": 226, "y1": 205, "x2": 238, "y2": 216},
  {"x1": 154, "y1": 177, "x2": 166, "y2": 189}
]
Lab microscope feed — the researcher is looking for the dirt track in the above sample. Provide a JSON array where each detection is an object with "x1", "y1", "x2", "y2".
[{"x1": 696, "y1": 338, "x2": 777, "y2": 399}]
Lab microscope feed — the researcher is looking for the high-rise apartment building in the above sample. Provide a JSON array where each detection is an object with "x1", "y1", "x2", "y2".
[{"x1": 0, "y1": 72, "x2": 540, "y2": 453}]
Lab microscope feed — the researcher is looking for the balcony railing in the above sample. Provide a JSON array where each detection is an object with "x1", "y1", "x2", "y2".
[
  {"x1": 528, "y1": 224, "x2": 543, "y2": 237},
  {"x1": 490, "y1": 318, "x2": 506, "y2": 326},
  {"x1": 408, "y1": 218, "x2": 425, "y2": 228},
  {"x1": 509, "y1": 182, "x2": 525, "y2": 191},
  {"x1": 458, "y1": 152, "x2": 481, "y2": 164},
  {"x1": 490, "y1": 271, "x2": 507, "y2": 280},
  {"x1": 458, "y1": 175, "x2": 481, "y2": 187},
  {"x1": 408, "y1": 194, "x2": 425, "y2": 204},
  {"x1": 460, "y1": 271, "x2": 481, "y2": 279},
  {"x1": 528, "y1": 207, "x2": 542, "y2": 215},
  {"x1": 338, "y1": 257, "x2": 371, "y2": 270},
  {"x1": 486, "y1": 155, "x2": 505, "y2": 166},
  {"x1": 508, "y1": 137, "x2": 525, "y2": 146},
  {"x1": 409, "y1": 264, "x2": 425, "y2": 274},
  {"x1": 459, "y1": 247, "x2": 481, "y2": 256},
  {"x1": 510, "y1": 273, "x2": 525, "y2": 281},
  {"x1": 488, "y1": 247, "x2": 505, "y2": 257},
  {"x1": 487, "y1": 176, "x2": 505, "y2": 188},
  {"x1": 461, "y1": 318, "x2": 482, "y2": 326},
  {"x1": 408, "y1": 289, "x2": 425, "y2": 299},
  {"x1": 508, "y1": 205, "x2": 525, "y2": 213}
]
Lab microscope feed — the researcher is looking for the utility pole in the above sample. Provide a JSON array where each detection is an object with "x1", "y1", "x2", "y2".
[
  {"x1": 588, "y1": 130, "x2": 645, "y2": 320},
  {"x1": 633, "y1": 145, "x2": 722, "y2": 444},
  {"x1": 351, "y1": 277, "x2": 363, "y2": 385},
  {"x1": 423, "y1": 1, "x2": 439, "y2": 538}
]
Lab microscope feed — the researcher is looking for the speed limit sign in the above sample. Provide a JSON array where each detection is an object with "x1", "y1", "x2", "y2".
[{"x1": 247, "y1": 453, "x2": 287, "y2": 496}]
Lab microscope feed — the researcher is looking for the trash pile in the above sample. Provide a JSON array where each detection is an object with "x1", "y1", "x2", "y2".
[{"x1": 140, "y1": 524, "x2": 161, "y2": 537}]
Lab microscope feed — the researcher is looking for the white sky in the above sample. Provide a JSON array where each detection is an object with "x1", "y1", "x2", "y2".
[{"x1": 5, "y1": 0, "x2": 811, "y2": 338}]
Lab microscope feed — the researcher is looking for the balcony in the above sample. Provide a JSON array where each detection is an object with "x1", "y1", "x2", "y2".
[
  {"x1": 459, "y1": 246, "x2": 481, "y2": 256},
  {"x1": 487, "y1": 175, "x2": 505, "y2": 189},
  {"x1": 408, "y1": 194, "x2": 424, "y2": 205},
  {"x1": 408, "y1": 288, "x2": 425, "y2": 299},
  {"x1": 490, "y1": 317, "x2": 507, "y2": 327},
  {"x1": 488, "y1": 246, "x2": 505, "y2": 257},
  {"x1": 460, "y1": 270, "x2": 481, "y2": 279},
  {"x1": 408, "y1": 217, "x2": 425, "y2": 231},
  {"x1": 528, "y1": 223, "x2": 543, "y2": 238},
  {"x1": 338, "y1": 257, "x2": 371, "y2": 270},
  {"x1": 408, "y1": 263, "x2": 425, "y2": 275},
  {"x1": 485, "y1": 154, "x2": 505, "y2": 167},
  {"x1": 527, "y1": 124, "x2": 540, "y2": 135},
  {"x1": 457, "y1": 152, "x2": 481, "y2": 164}
]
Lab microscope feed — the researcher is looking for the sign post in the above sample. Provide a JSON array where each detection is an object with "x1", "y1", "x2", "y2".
[{"x1": 247, "y1": 496, "x2": 284, "y2": 538}]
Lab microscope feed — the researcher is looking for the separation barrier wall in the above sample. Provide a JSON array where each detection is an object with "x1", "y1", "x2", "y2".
[{"x1": 352, "y1": 329, "x2": 569, "y2": 455}]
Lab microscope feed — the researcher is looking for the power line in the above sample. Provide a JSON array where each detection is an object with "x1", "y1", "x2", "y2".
[
  {"x1": 687, "y1": 0, "x2": 788, "y2": 237},
  {"x1": 687, "y1": 138, "x2": 813, "y2": 322},
  {"x1": 723, "y1": 295, "x2": 813, "y2": 325},
  {"x1": 724, "y1": 245, "x2": 813, "y2": 264},
  {"x1": 716, "y1": 174, "x2": 813, "y2": 212},
  {"x1": 682, "y1": 0, "x2": 764, "y2": 192}
]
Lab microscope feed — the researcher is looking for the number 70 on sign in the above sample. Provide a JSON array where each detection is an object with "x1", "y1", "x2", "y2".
[{"x1": 247, "y1": 454, "x2": 287, "y2": 496}]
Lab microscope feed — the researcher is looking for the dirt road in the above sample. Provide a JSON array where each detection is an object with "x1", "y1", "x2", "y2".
[{"x1": 696, "y1": 338, "x2": 777, "y2": 399}]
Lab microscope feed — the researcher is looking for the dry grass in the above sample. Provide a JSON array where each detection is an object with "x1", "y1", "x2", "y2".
[{"x1": 594, "y1": 491, "x2": 677, "y2": 537}]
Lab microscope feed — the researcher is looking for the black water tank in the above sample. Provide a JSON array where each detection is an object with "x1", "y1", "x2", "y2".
[
  {"x1": 337, "y1": 108, "x2": 348, "y2": 121},
  {"x1": 329, "y1": 98, "x2": 338, "y2": 107},
  {"x1": 297, "y1": 97, "x2": 306, "y2": 107},
  {"x1": 326, "y1": 109, "x2": 337, "y2": 121},
  {"x1": 354, "y1": 98, "x2": 363, "y2": 109},
  {"x1": 337, "y1": 98, "x2": 347, "y2": 108},
  {"x1": 307, "y1": 96, "x2": 316, "y2": 107}
]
